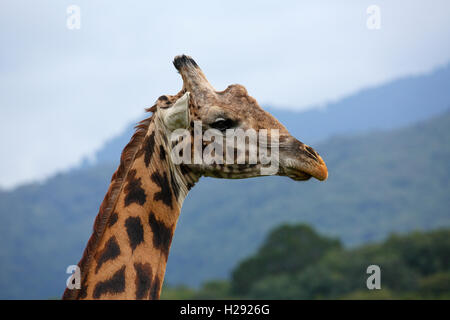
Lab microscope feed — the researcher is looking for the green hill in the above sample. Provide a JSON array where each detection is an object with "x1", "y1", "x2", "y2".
[{"x1": 0, "y1": 110, "x2": 449, "y2": 299}]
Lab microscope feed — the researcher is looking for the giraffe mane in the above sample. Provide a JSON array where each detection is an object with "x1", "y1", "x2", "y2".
[{"x1": 62, "y1": 108, "x2": 156, "y2": 299}]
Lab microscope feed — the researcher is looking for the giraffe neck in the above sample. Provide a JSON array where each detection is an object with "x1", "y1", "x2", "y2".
[{"x1": 63, "y1": 114, "x2": 198, "y2": 300}]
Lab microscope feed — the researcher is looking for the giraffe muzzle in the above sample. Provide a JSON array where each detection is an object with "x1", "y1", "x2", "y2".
[{"x1": 279, "y1": 138, "x2": 328, "y2": 181}]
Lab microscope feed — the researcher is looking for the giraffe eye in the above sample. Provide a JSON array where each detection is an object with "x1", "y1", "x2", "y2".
[{"x1": 210, "y1": 118, "x2": 234, "y2": 131}]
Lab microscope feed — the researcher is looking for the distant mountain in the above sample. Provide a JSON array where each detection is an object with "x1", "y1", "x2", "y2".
[
  {"x1": 89, "y1": 63, "x2": 450, "y2": 166},
  {"x1": 1, "y1": 109, "x2": 449, "y2": 299}
]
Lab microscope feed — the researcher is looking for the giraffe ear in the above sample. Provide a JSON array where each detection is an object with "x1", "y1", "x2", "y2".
[{"x1": 162, "y1": 92, "x2": 190, "y2": 131}]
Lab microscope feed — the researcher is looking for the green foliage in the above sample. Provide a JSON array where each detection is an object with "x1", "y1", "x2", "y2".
[
  {"x1": 163, "y1": 226, "x2": 450, "y2": 300},
  {"x1": 418, "y1": 272, "x2": 450, "y2": 299},
  {"x1": 161, "y1": 280, "x2": 235, "y2": 300},
  {"x1": 191, "y1": 281, "x2": 234, "y2": 300},
  {"x1": 341, "y1": 289, "x2": 397, "y2": 300},
  {"x1": 160, "y1": 284, "x2": 196, "y2": 300},
  {"x1": 231, "y1": 224, "x2": 341, "y2": 296},
  {"x1": 238, "y1": 227, "x2": 450, "y2": 299},
  {"x1": 384, "y1": 232, "x2": 450, "y2": 276}
]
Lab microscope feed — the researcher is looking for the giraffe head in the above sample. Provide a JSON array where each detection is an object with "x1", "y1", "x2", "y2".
[{"x1": 154, "y1": 55, "x2": 327, "y2": 183}]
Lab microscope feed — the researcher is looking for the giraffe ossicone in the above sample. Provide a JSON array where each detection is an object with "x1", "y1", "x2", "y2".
[{"x1": 62, "y1": 55, "x2": 328, "y2": 300}]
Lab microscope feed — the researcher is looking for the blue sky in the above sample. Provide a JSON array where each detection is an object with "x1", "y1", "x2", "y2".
[{"x1": 1, "y1": 0, "x2": 450, "y2": 188}]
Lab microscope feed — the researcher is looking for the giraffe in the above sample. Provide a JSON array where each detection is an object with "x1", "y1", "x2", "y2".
[{"x1": 62, "y1": 55, "x2": 328, "y2": 300}]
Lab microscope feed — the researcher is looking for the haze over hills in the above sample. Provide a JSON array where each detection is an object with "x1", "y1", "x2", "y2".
[{"x1": 0, "y1": 66, "x2": 450, "y2": 299}]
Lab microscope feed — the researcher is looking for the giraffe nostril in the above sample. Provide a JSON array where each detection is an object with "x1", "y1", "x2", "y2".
[{"x1": 304, "y1": 146, "x2": 319, "y2": 161}]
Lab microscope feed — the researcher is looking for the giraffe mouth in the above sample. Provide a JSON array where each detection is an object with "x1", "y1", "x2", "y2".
[
  {"x1": 284, "y1": 168, "x2": 313, "y2": 181},
  {"x1": 281, "y1": 155, "x2": 328, "y2": 181},
  {"x1": 278, "y1": 137, "x2": 328, "y2": 181}
]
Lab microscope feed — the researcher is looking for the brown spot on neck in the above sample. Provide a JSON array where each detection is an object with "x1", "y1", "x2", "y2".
[
  {"x1": 93, "y1": 265, "x2": 126, "y2": 299},
  {"x1": 134, "y1": 262, "x2": 153, "y2": 300},
  {"x1": 124, "y1": 169, "x2": 147, "y2": 207},
  {"x1": 151, "y1": 171, "x2": 175, "y2": 208},
  {"x1": 150, "y1": 275, "x2": 161, "y2": 300},
  {"x1": 125, "y1": 216, "x2": 145, "y2": 251},
  {"x1": 95, "y1": 236, "x2": 121, "y2": 274},
  {"x1": 148, "y1": 212, "x2": 174, "y2": 261}
]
